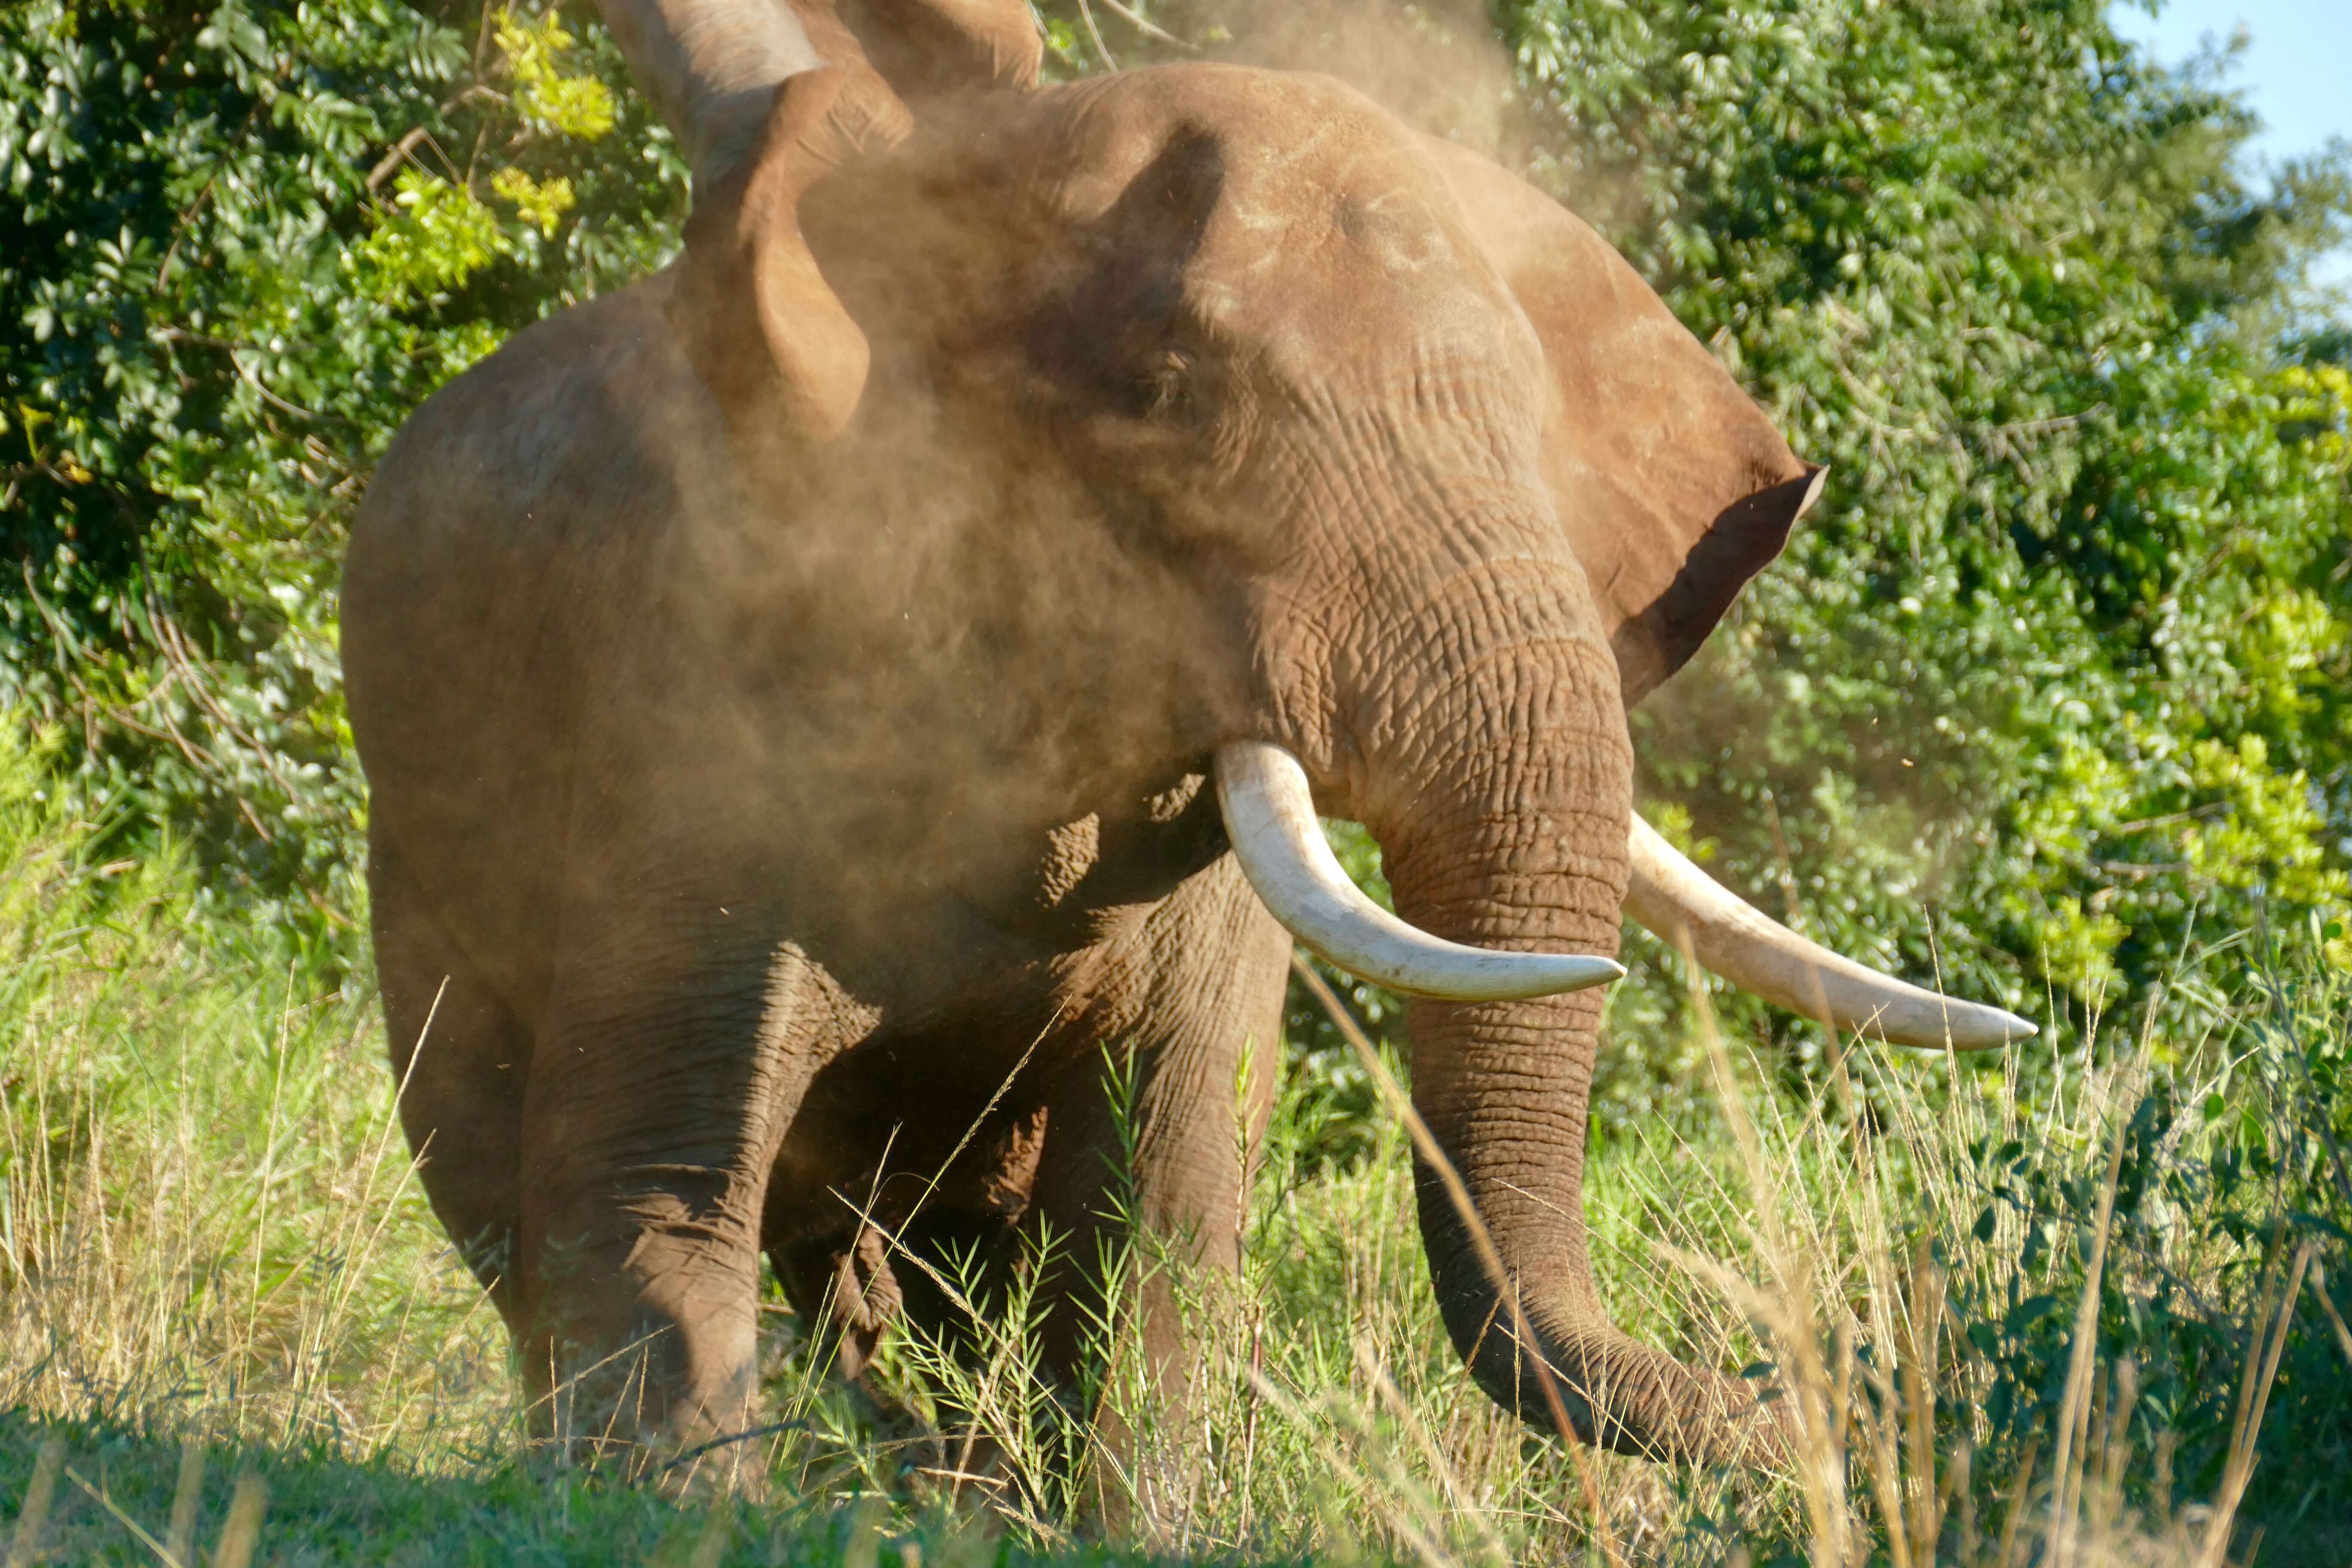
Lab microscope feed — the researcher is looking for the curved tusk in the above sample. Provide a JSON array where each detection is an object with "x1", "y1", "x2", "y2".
[
  {"x1": 1625, "y1": 815, "x2": 2036, "y2": 1050},
  {"x1": 1214, "y1": 741, "x2": 1625, "y2": 1002}
]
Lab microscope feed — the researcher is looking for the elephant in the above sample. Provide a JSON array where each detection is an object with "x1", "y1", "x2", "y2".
[{"x1": 341, "y1": 0, "x2": 2032, "y2": 1484}]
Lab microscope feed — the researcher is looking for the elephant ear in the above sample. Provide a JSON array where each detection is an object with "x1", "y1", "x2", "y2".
[
  {"x1": 671, "y1": 66, "x2": 910, "y2": 446},
  {"x1": 1427, "y1": 140, "x2": 1825, "y2": 705},
  {"x1": 601, "y1": 0, "x2": 1031, "y2": 446}
]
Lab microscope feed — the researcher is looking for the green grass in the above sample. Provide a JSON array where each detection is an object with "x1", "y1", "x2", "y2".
[{"x1": 5, "y1": 729, "x2": 2351, "y2": 1565}]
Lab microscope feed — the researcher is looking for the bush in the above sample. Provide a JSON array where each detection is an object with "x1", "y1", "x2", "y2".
[{"x1": 0, "y1": 0, "x2": 686, "y2": 928}]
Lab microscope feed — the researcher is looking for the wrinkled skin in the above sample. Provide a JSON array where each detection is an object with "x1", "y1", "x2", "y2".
[{"x1": 344, "y1": 12, "x2": 1816, "y2": 1488}]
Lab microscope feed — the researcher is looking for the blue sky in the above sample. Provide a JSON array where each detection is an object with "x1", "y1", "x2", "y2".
[{"x1": 2106, "y1": 0, "x2": 2350, "y2": 291}]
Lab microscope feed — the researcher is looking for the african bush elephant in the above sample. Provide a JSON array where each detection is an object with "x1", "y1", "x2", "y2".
[{"x1": 342, "y1": 0, "x2": 2031, "y2": 1480}]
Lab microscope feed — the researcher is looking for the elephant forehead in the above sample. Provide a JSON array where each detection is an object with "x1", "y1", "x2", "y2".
[
  {"x1": 1198, "y1": 177, "x2": 1528, "y2": 372},
  {"x1": 1036, "y1": 65, "x2": 1538, "y2": 384},
  {"x1": 1047, "y1": 64, "x2": 1476, "y2": 259},
  {"x1": 1045, "y1": 64, "x2": 1399, "y2": 192}
]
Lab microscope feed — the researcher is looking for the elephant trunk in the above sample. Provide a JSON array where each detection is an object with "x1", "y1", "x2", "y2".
[{"x1": 1346, "y1": 551, "x2": 1785, "y2": 1465}]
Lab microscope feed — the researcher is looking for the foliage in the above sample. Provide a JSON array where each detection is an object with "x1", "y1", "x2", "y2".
[
  {"x1": 1503, "y1": 0, "x2": 2352, "y2": 1102},
  {"x1": 1940, "y1": 939, "x2": 2352, "y2": 1527},
  {"x1": 0, "y1": 0, "x2": 685, "y2": 926}
]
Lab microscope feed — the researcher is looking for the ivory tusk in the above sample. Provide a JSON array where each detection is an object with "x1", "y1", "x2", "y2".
[
  {"x1": 1624, "y1": 814, "x2": 2036, "y2": 1050},
  {"x1": 1214, "y1": 741, "x2": 1625, "y2": 1002}
]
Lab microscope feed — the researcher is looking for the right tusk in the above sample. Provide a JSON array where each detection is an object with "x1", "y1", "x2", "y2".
[
  {"x1": 1215, "y1": 741, "x2": 1624, "y2": 1002},
  {"x1": 1624, "y1": 814, "x2": 2036, "y2": 1050}
]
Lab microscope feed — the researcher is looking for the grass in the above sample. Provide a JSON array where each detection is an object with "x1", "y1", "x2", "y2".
[{"x1": 4, "y1": 733, "x2": 2351, "y2": 1565}]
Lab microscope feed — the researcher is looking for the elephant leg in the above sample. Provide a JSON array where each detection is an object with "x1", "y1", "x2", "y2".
[
  {"x1": 368, "y1": 839, "x2": 531, "y2": 1331},
  {"x1": 518, "y1": 922, "x2": 841, "y2": 1481},
  {"x1": 1025, "y1": 854, "x2": 1290, "y2": 1506}
]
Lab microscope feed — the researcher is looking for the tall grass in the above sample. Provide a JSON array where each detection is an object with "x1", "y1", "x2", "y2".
[
  {"x1": 0, "y1": 756, "x2": 509, "y2": 1463},
  {"x1": 4, "y1": 729, "x2": 2349, "y2": 1563}
]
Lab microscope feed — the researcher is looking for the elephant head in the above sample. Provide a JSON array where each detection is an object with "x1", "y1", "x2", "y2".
[{"x1": 591, "y1": 0, "x2": 2031, "y2": 1465}]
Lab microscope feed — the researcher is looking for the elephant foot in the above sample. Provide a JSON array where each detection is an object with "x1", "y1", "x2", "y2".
[
  {"x1": 524, "y1": 1324, "x2": 769, "y2": 1494},
  {"x1": 520, "y1": 1258, "x2": 771, "y2": 1492}
]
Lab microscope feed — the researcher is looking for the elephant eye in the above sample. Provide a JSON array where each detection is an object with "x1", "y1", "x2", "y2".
[{"x1": 1139, "y1": 348, "x2": 1198, "y2": 422}]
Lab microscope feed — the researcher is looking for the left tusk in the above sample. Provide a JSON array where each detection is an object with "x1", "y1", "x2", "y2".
[
  {"x1": 1624, "y1": 813, "x2": 2036, "y2": 1050},
  {"x1": 1214, "y1": 741, "x2": 1625, "y2": 1002}
]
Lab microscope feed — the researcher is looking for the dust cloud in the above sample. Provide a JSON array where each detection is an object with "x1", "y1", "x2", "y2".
[
  {"x1": 1141, "y1": 0, "x2": 1525, "y2": 157},
  {"x1": 637, "y1": 0, "x2": 1556, "y2": 978}
]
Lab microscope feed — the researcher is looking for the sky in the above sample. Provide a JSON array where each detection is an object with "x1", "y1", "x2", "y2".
[{"x1": 2106, "y1": 0, "x2": 2352, "y2": 291}]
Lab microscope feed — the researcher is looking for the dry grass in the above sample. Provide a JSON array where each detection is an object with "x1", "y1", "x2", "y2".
[{"x1": 3, "y1": 747, "x2": 2346, "y2": 1563}]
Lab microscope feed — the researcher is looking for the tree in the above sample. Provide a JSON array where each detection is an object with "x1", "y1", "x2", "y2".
[
  {"x1": 0, "y1": 0, "x2": 683, "y2": 932},
  {"x1": 1494, "y1": 0, "x2": 2352, "y2": 1111}
]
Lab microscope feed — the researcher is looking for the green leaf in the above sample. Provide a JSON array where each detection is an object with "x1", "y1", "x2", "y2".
[{"x1": 197, "y1": 2, "x2": 272, "y2": 70}]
